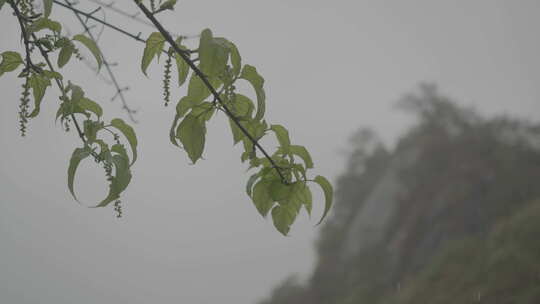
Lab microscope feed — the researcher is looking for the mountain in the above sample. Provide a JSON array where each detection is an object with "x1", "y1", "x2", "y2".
[{"x1": 259, "y1": 85, "x2": 540, "y2": 304}]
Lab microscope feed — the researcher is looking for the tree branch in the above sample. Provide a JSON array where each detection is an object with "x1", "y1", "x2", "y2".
[
  {"x1": 64, "y1": 0, "x2": 138, "y2": 123},
  {"x1": 133, "y1": 1, "x2": 288, "y2": 183},
  {"x1": 8, "y1": 0, "x2": 86, "y2": 144}
]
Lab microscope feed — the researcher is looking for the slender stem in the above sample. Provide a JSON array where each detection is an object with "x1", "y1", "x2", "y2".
[
  {"x1": 88, "y1": 0, "x2": 156, "y2": 28},
  {"x1": 10, "y1": 1, "x2": 36, "y2": 71},
  {"x1": 53, "y1": 0, "x2": 196, "y2": 55},
  {"x1": 133, "y1": 1, "x2": 288, "y2": 183},
  {"x1": 53, "y1": 0, "x2": 147, "y2": 43},
  {"x1": 64, "y1": 0, "x2": 138, "y2": 123},
  {"x1": 33, "y1": 36, "x2": 87, "y2": 143},
  {"x1": 8, "y1": 0, "x2": 86, "y2": 143}
]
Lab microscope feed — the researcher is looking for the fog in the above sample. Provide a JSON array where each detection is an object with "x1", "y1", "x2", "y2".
[{"x1": 1, "y1": 1, "x2": 539, "y2": 303}]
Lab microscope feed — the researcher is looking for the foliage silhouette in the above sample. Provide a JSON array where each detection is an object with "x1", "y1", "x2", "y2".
[{"x1": 0, "y1": 0, "x2": 332, "y2": 234}]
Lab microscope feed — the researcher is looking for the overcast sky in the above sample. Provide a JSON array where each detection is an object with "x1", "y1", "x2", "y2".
[{"x1": 1, "y1": 1, "x2": 540, "y2": 303}]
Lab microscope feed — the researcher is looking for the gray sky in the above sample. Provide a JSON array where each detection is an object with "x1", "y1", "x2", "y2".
[{"x1": 1, "y1": 1, "x2": 539, "y2": 303}]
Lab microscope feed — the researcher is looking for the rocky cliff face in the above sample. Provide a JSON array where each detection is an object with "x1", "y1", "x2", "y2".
[{"x1": 259, "y1": 86, "x2": 540, "y2": 304}]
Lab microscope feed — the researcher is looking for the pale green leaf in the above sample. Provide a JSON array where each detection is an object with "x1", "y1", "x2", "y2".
[
  {"x1": 55, "y1": 101, "x2": 87, "y2": 121},
  {"x1": 174, "y1": 52, "x2": 189, "y2": 86},
  {"x1": 246, "y1": 172, "x2": 261, "y2": 197},
  {"x1": 67, "y1": 146, "x2": 91, "y2": 202},
  {"x1": 270, "y1": 124, "x2": 290, "y2": 151},
  {"x1": 252, "y1": 180, "x2": 274, "y2": 217},
  {"x1": 229, "y1": 94, "x2": 254, "y2": 119},
  {"x1": 141, "y1": 32, "x2": 165, "y2": 76},
  {"x1": 291, "y1": 182, "x2": 313, "y2": 216},
  {"x1": 269, "y1": 180, "x2": 291, "y2": 202},
  {"x1": 69, "y1": 83, "x2": 84, "y2": 102},
  {"x1": 110, "y1": 118, "x2": 138, "y2": 165},
  {"x1": 240, "y1": 65, "x2": 266, "y2": 120},
  {"x1": 79, "y1": 97, "x2": 103, "y2": 118},
  {"x1": 271, "y1": 204, "x2": 296, "y2": 236},
  {"x1": 289, "y1": 145, "x2": 314, "y2": 169},
  {"x1": 190, "y1": 102, "x2": 215, "y2": 121},
  {"x1": 176, "y1": 114, "x2": 206, "y2": 164},
  {"x1": 229, "y1": 119, "x2": 244, "y2": 145},
  {"x1": 96, "y1": 145, "x2": 132, "y2": 207},
  {"x1": 158, "y1": 0, "x2": 177, "y2": 11},
  {"x1": 83, "y1": 120, "x2": 102, "y2": 143},
  {"x1": 43, "y1": 0, "x2": 53, "y2": 17},
  {"x1": 314, "y1": 175, "x2": 333, "y2": 225},
  {"x1": 176, "y1": 96, "x2": 196, "y2": 118},
  {"x1": 42, "y1": 70, "x2": 62, "y2": 80},
  {"x1": 0, "y1": 51, "x2": 23, "y2": 75},
  {"x1": 228, "y1": 41, "x2": 241, "y2": 76},
  {"x1": 73, "y1": 34, "x2": 102, "y2": 70},
  {"x1": 28, "y1": 73, "x2": 52, "y2": 117},
  {"x1": 169, "y1": 113, "x2": 181, "y2": 147},
  {"x1": 199, "y1": 29, "x2": 229, "y2": 77},
  {"x1": 187, "y1": 74, "x2": 221, "y2": 103},
  {"x1": 57, "y1": 42, "x2": 74, "y2": 68},
  {"x1": 29, "y1": 18, "x2": 61, "y2": 33}
]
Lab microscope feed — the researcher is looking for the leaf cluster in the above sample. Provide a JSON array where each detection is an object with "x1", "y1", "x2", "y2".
[{"x1": 1, "y1": 0, "x2": 333, "y2": 235}]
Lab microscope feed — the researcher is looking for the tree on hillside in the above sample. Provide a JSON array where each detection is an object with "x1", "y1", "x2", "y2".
[{"x1": 0, "y1": 0, "x2": 333, "y2": 234}]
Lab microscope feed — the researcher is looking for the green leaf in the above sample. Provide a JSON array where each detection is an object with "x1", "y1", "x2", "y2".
[
  {"x1": 110, "y1": 118, "x2": 138, "y2": 165},
  {"x1": 57, "y1": 42, "x2": 74, "y2": 68},
  {"x1": 229, "y1": 119, "x2": 244, "y2": 145},
  {"x1": 290, "y1": 182, "x2": 313, "y2": 216},
  {"x1": 29, "y1": 18, "x2": 61, "y2": 33},
  {"x1": 269, "y1": 180, "x2": 291, "y2": 202},
  {"x1": 187, "y1": 74, "x2": 221, "y2": 103},
  {"x1": 42, "y1": 70, "x2": 62, "y2": 80},
  {"x1": 79, "y1": 97, "x2": 103, "y2": 118},
  {"x1": 176, "y1": 114, "x2": 206, "y2": 164},
  {"x1": 43, "y1": 0, "x2": 53, "y2": 17},
  {"x1": 0, "y1": 0, "x2": 6, "y2": 10},
  {"x1": 270, "y1": 124, "x2": 290, "y2": 151},
  {"x1": 69, "y1": 83, "x2": 85, "y2": 102},
  {"x1": 0, "y1": 51, "x2": 24, "y2": 75},
  {"x1": 246, "y1": 172, "x2": 261, "y2": 197},
  {"x1": 228, "y1": 41, "x2": 241, "y2": 76},
  {"x1": 288, "y1": 145, "x2": 314, "y2": 169},
  {"x1": 252, "y1": 180, "x2": 274, "y2": 217},
  {"x1": 176, "y1": 96, "x2": 196, "y2": 118},
  {"x1": 199, "y1": 29, "x2": 229, "y2": 77},
  {"x1": 240, "y1": 65, "x2": 266, "y2": 121},
  {"x1": 158, "y1": 0, "x2": 177, "y2": 11},
  {"x1": 271, "y1": 204, "x2": 296, "y2": 236},
  {"x1": 141, "y1": 32, "x2": 165, "y2": 76},
  {"x1": 55, "y1": 101, "x2": 87, "y2": 121},
  {"x1": 174, "y1": 52, "x2": 189, "y2": 86},
  {"x1": 28, "y1": 73, "x2": 52, "y2": 117},
  {"x1": 73, "y1": 34, "x2": 102, "y2": 70},
  {"x1": 169, "y1": 113, "x2": 181, "y2": 147},
  {"x1": 314, "y1": 175, "x2": 333, "y2": 225},
  {"x1": 83, "y1": 120, "x2": 102, "y2": 143},
  {"x1": 229, "y1": 94, "x2": 254, "y2": 119},
  {"x1": 190, "y1": 102, "x2": 215, "y2": 121},
  {"x1": 96, "y1": 145, "x2": 132, "y2": 207},
  {"x1": 67, "y1": 146, "x2": 91, "y2": 202}
]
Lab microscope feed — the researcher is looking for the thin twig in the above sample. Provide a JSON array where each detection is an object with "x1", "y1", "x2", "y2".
[
  {"x1": 53, "y1": 0, "x2": 198, "y2": 53},
  {"x1": 53, "y1": 0, "x2": 147, "y2": 43},
  {"x1": 64, "y1": 0, "x2": 138, "y2": 123},
  {"x1": 133, "y1": 1, "x2": 288, "y2": 183},
  {"x1": 88, "y1": 0, "x2": 155, "y2": 28},
  {"x1": 8, "y1": 0, "x2": 86, "y2": 143}
]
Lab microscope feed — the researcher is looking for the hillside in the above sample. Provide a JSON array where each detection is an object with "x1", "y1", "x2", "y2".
[{"x1": 260, "y1": 85, "x2": 540, "y2": 304}]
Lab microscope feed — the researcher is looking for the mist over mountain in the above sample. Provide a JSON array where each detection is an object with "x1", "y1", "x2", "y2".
[{"x1": 259, "y1": 85, "x2": 540, "y2": 304}]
